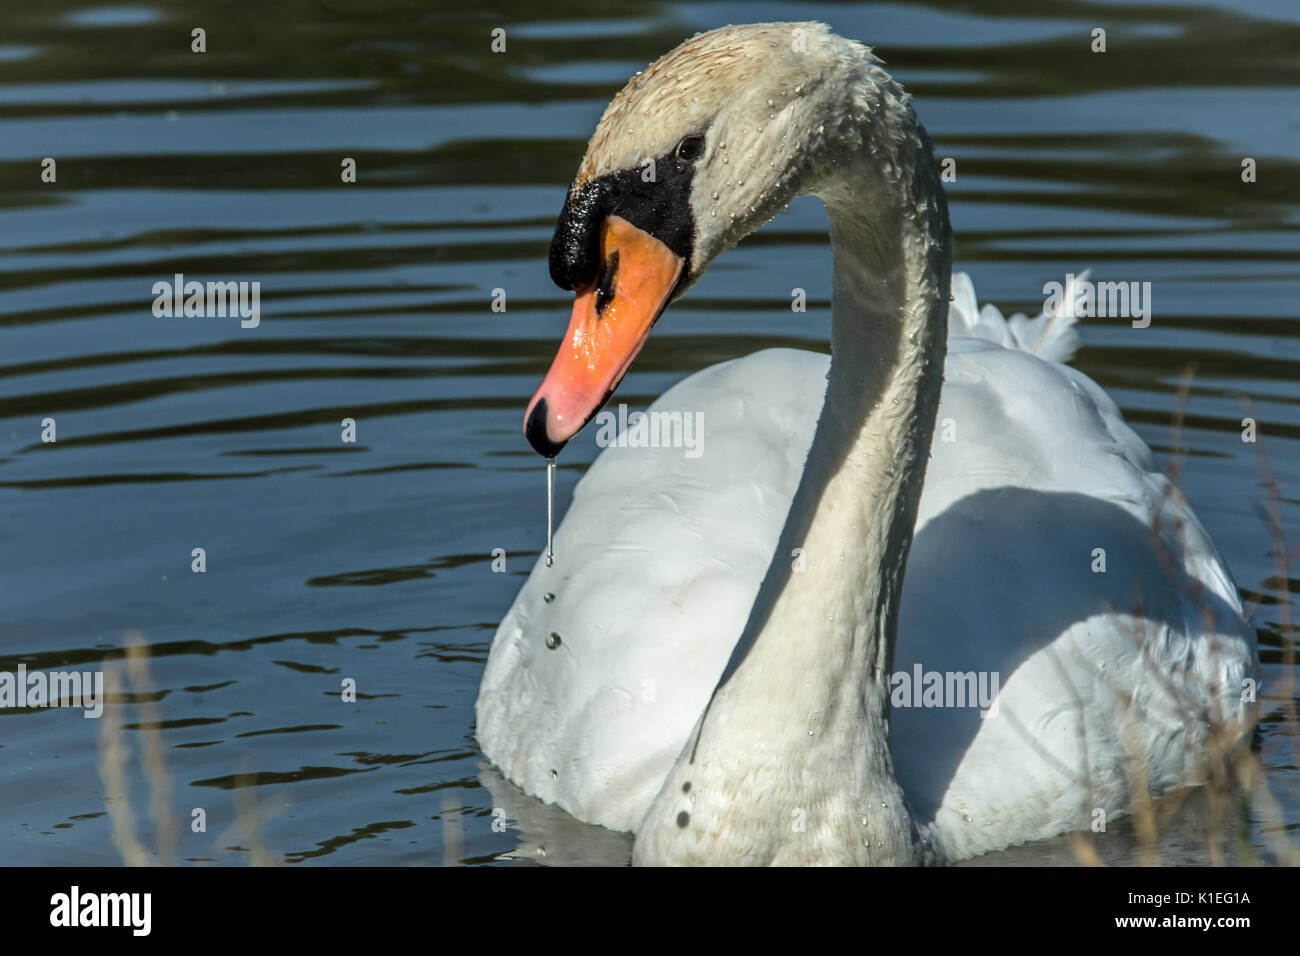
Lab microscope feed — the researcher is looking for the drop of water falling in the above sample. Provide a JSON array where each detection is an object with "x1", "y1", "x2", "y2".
[{"x1": 545, "y1": 457, "x2": 555, "y2": 567}]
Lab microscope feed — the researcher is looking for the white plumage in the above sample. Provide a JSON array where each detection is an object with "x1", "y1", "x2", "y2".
[
  {"x1": 476, "y1": 23, "x2": 1256, "y2": 864},
  {"x1": 479, "y1": 273, "x2": 1253, "y2": 858}
]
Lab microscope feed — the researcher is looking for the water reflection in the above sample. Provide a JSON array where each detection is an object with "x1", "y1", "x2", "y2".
[{"x1": 0, "y1": 0, "x2": 1295, "y2": 865}]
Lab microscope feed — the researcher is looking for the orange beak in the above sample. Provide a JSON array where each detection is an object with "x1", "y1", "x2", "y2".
[{"x1": 524, "y1": 215, "x2": 685, "y2": 457}]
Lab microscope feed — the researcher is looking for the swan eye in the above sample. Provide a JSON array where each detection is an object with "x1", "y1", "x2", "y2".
[{"x1": 675, "y1": 134, "x2": 705, "y2": 163}]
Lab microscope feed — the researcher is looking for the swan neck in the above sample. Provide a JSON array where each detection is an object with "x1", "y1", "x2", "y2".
[
  {"x1": 810, "y1": 141, "x2": 953, "y2": 702},
  {"x1": 635, "y1": 96, "x2": 952, "y2": 864}
]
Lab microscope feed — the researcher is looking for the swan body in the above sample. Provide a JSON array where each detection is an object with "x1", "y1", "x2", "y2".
[{"x1": 476, "y1": 23, "x2": 1256, "y2": 865}]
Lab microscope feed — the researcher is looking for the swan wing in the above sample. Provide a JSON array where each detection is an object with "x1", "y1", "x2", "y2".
[
  {"x1": 478, "y1": 278, "x2": 1255, "y2": 852},
  {"x1": 893, "y1": 340, "x2": 1253, "y2": 858},
  {"x1": 477, "y1": 347, "x2": 825, "y2": 832}
]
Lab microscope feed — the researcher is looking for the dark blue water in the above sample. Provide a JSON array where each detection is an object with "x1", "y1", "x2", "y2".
[{"x1": 1, "y1": 0, "x2": 1296, "y2": 865}]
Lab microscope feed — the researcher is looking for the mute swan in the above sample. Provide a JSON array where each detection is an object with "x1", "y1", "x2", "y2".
[{"x1": 476, "y1": 22, "x2": 1256, "y2": 865}]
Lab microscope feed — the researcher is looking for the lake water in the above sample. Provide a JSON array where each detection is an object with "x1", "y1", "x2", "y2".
[{"x1": 1, "y1": 0, "x2": 1296, "y2": 866}]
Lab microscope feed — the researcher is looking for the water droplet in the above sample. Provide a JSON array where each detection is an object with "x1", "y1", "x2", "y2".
[
  {"x1": 544, "y1": 458, "x2": 556, "y2": 567},
  {"x1": 550, "y1": 769, "x2": 558, "y2": 779},
  {"x1": 546, "y1": 632, "x2": 562, "y2": 650},
  {"x1": 963, "y1": 814, "x2": 972, "y2": 823},
  {"x1": 543, "y1": 592, "x2": 555, "y2": 604}
]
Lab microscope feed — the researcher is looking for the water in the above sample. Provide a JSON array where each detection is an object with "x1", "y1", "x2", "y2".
[{"x1": 1, "y1": 0, "x2": 1296, "y2": 866}]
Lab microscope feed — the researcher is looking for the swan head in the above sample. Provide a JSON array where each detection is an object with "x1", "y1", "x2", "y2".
[{"x1": 524, "y1": 22, "x2": 894, "y2": 457}]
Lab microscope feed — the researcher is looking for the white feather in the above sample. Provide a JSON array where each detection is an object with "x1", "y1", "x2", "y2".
[{"x1": 478, "y1": 284, "x2": 1255, "y2": 857}]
